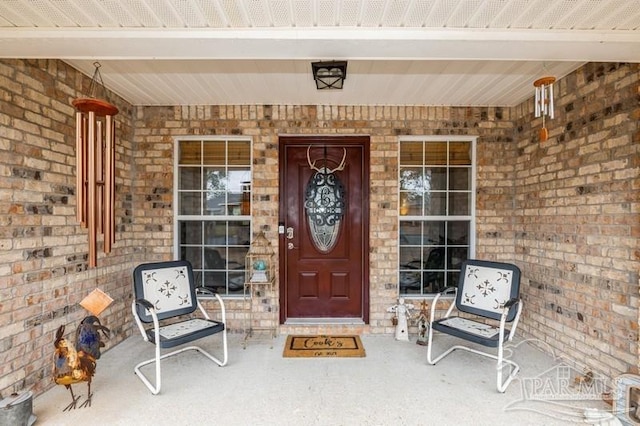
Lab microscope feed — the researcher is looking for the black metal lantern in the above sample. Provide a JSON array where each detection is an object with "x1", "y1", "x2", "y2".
[{"x1": 311, "y1": 61, "x2": 348, "y2": 90}]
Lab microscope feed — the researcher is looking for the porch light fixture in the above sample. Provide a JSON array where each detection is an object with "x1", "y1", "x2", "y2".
[
  {"x1": 72, "y1": 62, "x2": 119, "y2": 268},
  {"x1": 311, "y1": 61, "x2": 347, "y2": 90},
  {"x1": 533, "y1": 76, "x2": 556, "y2": 142}
]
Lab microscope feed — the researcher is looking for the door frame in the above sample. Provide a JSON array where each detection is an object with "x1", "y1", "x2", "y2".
[{"x1": 278, "y1": 135, "x2": 370, "y2": 324}]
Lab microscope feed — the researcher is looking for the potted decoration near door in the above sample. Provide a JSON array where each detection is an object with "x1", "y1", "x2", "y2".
[
  {"x1": 246, "y1": 231, "x2": 275, "y2": 284},
  {"x1": 252, "y1": 259, "x2": 268, "y2": 282}
]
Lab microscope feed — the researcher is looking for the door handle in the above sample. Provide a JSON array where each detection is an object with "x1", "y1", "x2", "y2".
[{"x1": 286, "y1": 227, "x2": 297, "y2": 249}]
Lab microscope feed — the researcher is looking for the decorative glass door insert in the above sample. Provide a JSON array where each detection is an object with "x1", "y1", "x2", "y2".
[{"x1": 304, "y1": 147, "x2": 347, "y2": 253}]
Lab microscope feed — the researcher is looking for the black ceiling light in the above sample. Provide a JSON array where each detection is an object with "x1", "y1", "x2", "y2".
[{"x1": 311, "y1": 61, "x2": 347, "y2": 90}]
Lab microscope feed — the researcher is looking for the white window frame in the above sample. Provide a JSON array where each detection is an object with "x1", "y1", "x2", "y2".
[
  {"x1": 398, "y1": 135, "x2": 477, "y2": 297},
  {"x1": 173, "y1": 135, "x2": 253, "y2": 298}
]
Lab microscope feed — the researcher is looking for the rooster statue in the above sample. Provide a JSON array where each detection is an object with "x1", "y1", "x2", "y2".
[{"x1": 52, "y1": 316, "x2": 110, "y2": 411}]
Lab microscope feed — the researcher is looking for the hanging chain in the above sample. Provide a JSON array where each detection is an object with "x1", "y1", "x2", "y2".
[{"x1": 87, "y1": 61, "x2": 109, "y2": 100}]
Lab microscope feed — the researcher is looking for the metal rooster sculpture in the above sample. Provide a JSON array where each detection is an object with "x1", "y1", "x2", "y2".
[
  {"x1": 75, "y1": 316, "x2": 110, "y2": 359},
  {"x1": 53, "y1": 316, "x2": 110, "y2": 411}
]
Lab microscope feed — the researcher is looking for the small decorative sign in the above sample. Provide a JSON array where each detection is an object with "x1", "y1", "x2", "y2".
[{"x1": 79, "y1": 288, "x2": 113, "y2": 316}]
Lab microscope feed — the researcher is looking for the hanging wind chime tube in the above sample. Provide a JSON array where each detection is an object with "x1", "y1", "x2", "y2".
[
  {"x1": 73, "y1": 62, "x2": 119, "y2": 268},
  {"x1": 533, "y1": 76, "x2": 556, "y2": 142}
]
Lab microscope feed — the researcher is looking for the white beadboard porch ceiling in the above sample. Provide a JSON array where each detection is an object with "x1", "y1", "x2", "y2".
[{"x1": 0, "y1": 0, "x2": 638, "y2": 107}]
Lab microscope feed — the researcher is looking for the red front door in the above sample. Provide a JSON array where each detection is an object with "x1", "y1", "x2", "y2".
[{"x1": 279, "y1": 136, "x2": 369, "y2": 322}]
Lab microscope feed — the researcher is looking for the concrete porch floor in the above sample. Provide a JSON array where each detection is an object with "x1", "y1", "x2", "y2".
[{"x1": 34, "y1": 332, "x2": 613, "y2": 425}]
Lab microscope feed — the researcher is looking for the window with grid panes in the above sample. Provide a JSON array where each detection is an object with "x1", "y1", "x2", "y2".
[
  {"x1": 398, "y1": 137, "x2": 475, "y2": 296},
  {"x1": 175, "y1": 137, "x2": 252, "y2": 296}
]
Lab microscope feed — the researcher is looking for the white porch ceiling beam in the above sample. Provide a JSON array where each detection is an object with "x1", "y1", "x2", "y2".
[{"x1": 0, "y1": 28, "x2": 638, "y2": 62}]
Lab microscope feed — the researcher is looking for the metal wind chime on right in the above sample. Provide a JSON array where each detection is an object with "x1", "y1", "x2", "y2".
[
  {"x1": 533, "y1": 75, "x2": 556, "y2": 142},
  {"x1": 72, "y1": 62, "x2": 119, "y2": 268}
]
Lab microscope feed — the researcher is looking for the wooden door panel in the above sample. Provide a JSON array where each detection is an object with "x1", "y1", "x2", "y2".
[
  {"x1": 279, "y1": 137, "x2": 369, "y2": 321},
  {"x1": 299, "y1": 272, "x2": 319, "y2": 298},
  {"x1": 330, "y1": 272, "x2": 349, "y2": 298}
]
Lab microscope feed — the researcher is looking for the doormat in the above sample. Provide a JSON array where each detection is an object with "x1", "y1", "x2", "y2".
[{"x1": 283, "y1": 335, "x2": 366, "y2": 358}]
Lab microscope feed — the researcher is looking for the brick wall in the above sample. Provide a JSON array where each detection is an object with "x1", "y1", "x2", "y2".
[
  {"x1": 0, "y1": 58, "x2": 637, "y2": 398},
  {"x1": 513, "y1": 63, "x2": 640, "y2": 378},
  {"x1": 132, "y1": 104, "x2": 516, "y2": 336},
  {"x1": 0, "y1": 59, "x2": 137, "y2": 396}
]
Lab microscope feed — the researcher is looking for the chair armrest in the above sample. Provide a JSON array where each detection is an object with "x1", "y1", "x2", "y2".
[
  {"x1": 429, "y1": 286, "x2": 458, "y2": 323},
  {"x1": 132, "y1": 298, "x2": 159, "y2": 342},
  {"x1": 500, "y1": 298, "x2": 521, "y2": 319},
  {"x1": 504, "y1": 298, "x2": 519, "y2": 309},
  {"x1": 195, "y1": 289, "x2": 227, "y2": 325},
  {"x1": 441, "y1": 286, "x2": 457, "y2": 296},
  {"x1": 135, "y1": 298, "x2": 154, "y2": 310},
  {"x1": 499, "y1": 298, "x2": 523, "y2": 341},
  {"x1": 196, "y1": 287, "x2": 217, "y2": 297}
]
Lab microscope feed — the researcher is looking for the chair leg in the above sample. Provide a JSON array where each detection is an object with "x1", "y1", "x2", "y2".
[
  {"x1": 134, "y1": 346, "x2": 186, "y2": 395},
  {"x1": 426, "y1": 325, "x2": 462, "y2": 365},
  {"x1": 496, "y1": 341, "x2": 520, "y2": 393},
  {"x1": 460, "y1": 345, "x2": 520, "y2": 393},
  {"x1": 201, "y1": 327, "x2": 229, "y2": 367},
  {"x1": 217, "y1": 327, "x2": 228, "y2": 367},
  {"x1": 134, "y1": 331, "x2": 228, "y2": 395},
  {"x1": 426, "y1": 330, "x2": 520, "y2": 392}
]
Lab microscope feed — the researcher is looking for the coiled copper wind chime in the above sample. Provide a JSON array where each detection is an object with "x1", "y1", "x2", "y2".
[{"x1": 73, "y1": 62, "x2": 118, "y2": 268}]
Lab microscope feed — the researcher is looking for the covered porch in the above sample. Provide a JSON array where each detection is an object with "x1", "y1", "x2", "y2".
[
  {"x1": 0, "y1": 1, "x2": 638, "y2": 420},
  {"x1": 34, "y1": 333, "x2": 611, "y2": 425}
]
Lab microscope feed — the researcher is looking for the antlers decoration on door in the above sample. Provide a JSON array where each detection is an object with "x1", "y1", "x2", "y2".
[
  {"x1": 304, "y1": 146, "x2": 347, "y2": 253},
  {"x1": 306, "y1": 146, "x2": 346, "y2": 174}
]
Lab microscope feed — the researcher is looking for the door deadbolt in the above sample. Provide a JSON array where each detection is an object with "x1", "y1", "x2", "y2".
[{"x1": 286, "y1": 227, "x2": 294, "y2": 239}]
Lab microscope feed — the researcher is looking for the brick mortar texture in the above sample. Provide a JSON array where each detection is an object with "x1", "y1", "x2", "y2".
[
  {"x1": 132, "y1": 105, "x2": 517, "y2": 336},
  {"x1": 0, "y1": 58, "x2": 637, "y2": 398},
  {"x1": 513, "y1": 63, "x2": 640, "y2": 380},
  {"x1": 0, "y1": 59, "x2": 138, "y2": 397}
]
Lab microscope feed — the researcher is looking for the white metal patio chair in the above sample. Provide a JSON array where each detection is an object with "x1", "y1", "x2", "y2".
[
  {"x1": 426, "y1": 259, "x2": 522, "y2": 392},
  {"x1": 132, "y1": 260, "x2": 228, "y2": 394}
]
